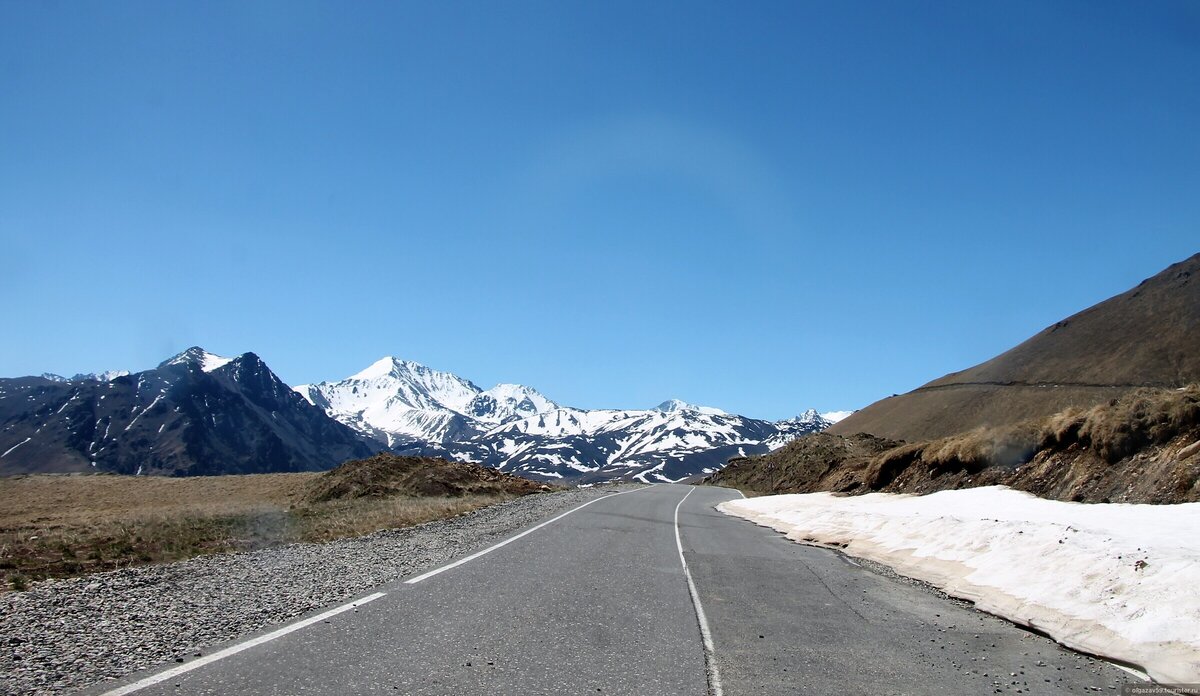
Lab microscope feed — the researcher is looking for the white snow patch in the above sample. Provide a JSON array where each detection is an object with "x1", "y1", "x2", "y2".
[
  {"x1": 1, "y1": 437, "x2": 32, "y2": 458},
  {"x1": 163, "y1": 347, "x2": 233, "y2": 372},
  {"x1": 655, "y1": 399, "x2": 726, "y2": 416},
  {"x1": 719, "y1": 486, "x2": 1200, "y2": 683},
  {"x1": 124, "y1": 395, "x2": 164, "y2": 432},
  {"x1": 819, "y1": 410, "x2": 854, "y2": 423}
]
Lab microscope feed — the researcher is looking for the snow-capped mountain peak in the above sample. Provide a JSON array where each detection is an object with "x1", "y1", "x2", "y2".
[
  {"x1": 295, "y1": 357, "x2": 556, "y2": 446},
  {"x1": 340, "y1": 357, "x2": 480, "y2": 413},
  {"x1": 159, "y1": 347, "x2": 234, "y2": 372},
  {"x1": 779, "y1": 408, "x2": 826, "y2": 425},
  {"x1": 654, "y1": 399, "x2": 727, "y2": 416},
  {"x1": 468, "y1": 383, "x2": 558, "y2": 423},
  {"x1": 297, "y1": 356, "x2": 842, "y2": 484},
  {"x1": 80, "y1": 370, "x2": 131, "y2": 382}
]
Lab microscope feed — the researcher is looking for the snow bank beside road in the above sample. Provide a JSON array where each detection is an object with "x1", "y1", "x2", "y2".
[{"x1": 719, "y1": 486, "x2": 1200, "y2": 684}]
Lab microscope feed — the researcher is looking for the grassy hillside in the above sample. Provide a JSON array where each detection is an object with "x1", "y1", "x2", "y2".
[
  {"x1": 710, "y1": 386, "x2": 1200, "y2": 504},
  {"x1": 0, "y1": 454, "x2": 554, "y2": 589},
  {"x1": 831, "y1": 253, "x2": 1200, "y2": 441}
]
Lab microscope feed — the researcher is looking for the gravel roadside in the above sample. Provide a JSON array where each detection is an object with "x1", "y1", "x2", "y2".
[{"x1": 1, "y1": 484, "x2": 642, "y2": 695}]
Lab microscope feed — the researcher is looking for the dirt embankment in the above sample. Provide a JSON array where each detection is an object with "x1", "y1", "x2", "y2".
[
  {"x1": 304, "y1": 453, "x2": 552, "y2": 502},
  {"x1": 709, "y1": 386, "x2": 1200, "y2": 504},
  {"x1": 707, "y1": 432, "x2": 902, "y2": 496}
]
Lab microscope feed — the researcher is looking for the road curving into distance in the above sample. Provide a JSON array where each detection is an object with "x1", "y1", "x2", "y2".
[{"x1": 88, "y1": 484, "x2": 1137, "y2": 696}]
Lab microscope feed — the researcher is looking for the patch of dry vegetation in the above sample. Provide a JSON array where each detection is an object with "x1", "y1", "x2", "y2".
[
  {"x1": 705, "y1": 432, "x2": 901, "y2": 496},
  {"x1": 304, "y1": 453, "x2": 547, "y2": 502},
  {"x1": 866, "y1": 386, "x2": 1200, "y2": 498},
  {"x1": 0, "y1": 455, "x2": 554, "y2": 589},
  {"x1": 711, "y1": 386, "x2": 1200, "y2": 504}
]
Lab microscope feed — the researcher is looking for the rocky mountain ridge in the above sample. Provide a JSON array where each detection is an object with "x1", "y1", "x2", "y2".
[
  {"x1": 2, "y1": 350, "x2": 839, "y2": 483},
  {"x1": 298, "y1": 358, "x2": 837, "y2": 483},
  {"x1": 0, "y1": 348, "x2": 375, "y2": 476}
]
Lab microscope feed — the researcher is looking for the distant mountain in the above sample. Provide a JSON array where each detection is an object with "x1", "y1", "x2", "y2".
[
  {"x1": 2, "y1": 350, "x2": 839, "y2": 482},
  {"x1": 830, "y1": 252, "x2": 1200, "y2": 442},
  {"x1": 294, "y1": 357, "x2": 560, "y2": 448},
  {"x1": 40, "y1": 370, "x2": 130, "y2": 383},
  {"x1": 0, "y1": 347, "x2": 376, "y2": 476},
  {"x1": 300, "y1": 358, "x2": 835, "y2": 483},
  {"x1": 654, "y1": 399, "x2": 727, "y2": 416}
]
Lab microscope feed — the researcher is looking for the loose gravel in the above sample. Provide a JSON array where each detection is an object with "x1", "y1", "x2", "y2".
[{"x1": 0, "y1": 485, "x2": 640, "y2": 695}]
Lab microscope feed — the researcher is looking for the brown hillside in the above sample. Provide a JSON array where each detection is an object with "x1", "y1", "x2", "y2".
[
  {"x1": 830, "y1": 253, "x2": 1200, "y2": 442},
  {"x1": 705, "y1": 432, "x2": 902, "y2": 495},
  {"x1": 715, "y1": 386, "x2": 1200, "y2": 504}
]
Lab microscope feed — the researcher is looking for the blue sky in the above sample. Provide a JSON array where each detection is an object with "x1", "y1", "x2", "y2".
[{"x1": 1, "y1": 1, "x2": 1197, "y2": 420}]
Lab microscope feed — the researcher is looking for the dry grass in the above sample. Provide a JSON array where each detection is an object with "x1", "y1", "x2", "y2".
[
  {"x1": 721, "y1": 386, "x2": 1200, "y2": 504},
  {"x1": 0, "y1": 469, "x2": 526, "y2": 589},
  {"x1": 1043, "y1": 386, "x2": 1200, "y2": 462},
  {"x1": 865, "y1": 385, "x2": 1200, "y2": 495}
]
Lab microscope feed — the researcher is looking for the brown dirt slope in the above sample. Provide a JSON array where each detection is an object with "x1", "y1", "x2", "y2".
[
  {"x1": 830, "y1": 253, "x2": 1200, "y2": 442},
  {"x1": 714, "y1": 386, "x2": 1200, "y2": 504},
  {"x1": 705, "y1": 432, "x2": 901, "y2": 496},
  {"x1": 302, "y1": 453, "x2": 552, "y2": 503}
]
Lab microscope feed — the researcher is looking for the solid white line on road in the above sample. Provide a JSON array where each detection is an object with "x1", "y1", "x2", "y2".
[
  {"x1": 1112, "y1": 662, "x2": 1150, "y2": 681},
  {"x1": 404, "y1": 485, "x2": 652, "y2": 585},
  {"x1": 98, "y1": 592, "x2": 387, "y2": 696},
  {"x1": 675, "y1": 486, "x2": 725, "y2": 696}
]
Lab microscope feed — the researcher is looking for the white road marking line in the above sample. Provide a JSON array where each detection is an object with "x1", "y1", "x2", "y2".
[
  {"x1": 405, "y1": 485, "x2": 652, "y2": 585},
  {"x1": 1111, "y1": 662, "x2": 1149, "y2": 681},
  {"x1": 675, "y1": 486, "x2": 725, "y2": 696},
  {"x1": 98, "y1": 592, "x2": 387, "y2": 696}
]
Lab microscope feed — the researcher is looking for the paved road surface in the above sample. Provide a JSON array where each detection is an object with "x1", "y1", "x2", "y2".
[{"x1": 90, "y1": 484, "x2": 1137, "y2": 695}]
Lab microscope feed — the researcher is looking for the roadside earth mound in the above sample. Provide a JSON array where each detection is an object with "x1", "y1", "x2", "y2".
[{"x1": 304, "y1": 453, "x2": 554, "y2": 503}]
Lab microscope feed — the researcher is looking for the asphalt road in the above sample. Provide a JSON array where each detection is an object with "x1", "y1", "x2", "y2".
[{"x1": 91, "y1": 484, "x2": 1138, "y2": 696}]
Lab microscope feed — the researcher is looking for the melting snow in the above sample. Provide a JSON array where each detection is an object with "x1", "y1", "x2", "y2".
[
  {"x1": 720, "y1": 486, "x2": 1200, "y2": 683},
  {"x1": 819, "y1": 410, "x2": 854, "y2": 423}
]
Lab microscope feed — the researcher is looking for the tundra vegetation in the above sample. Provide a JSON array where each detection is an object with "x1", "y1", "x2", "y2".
[{"x1": 0, "y1": 454, "x2": 552, "y2": 589}]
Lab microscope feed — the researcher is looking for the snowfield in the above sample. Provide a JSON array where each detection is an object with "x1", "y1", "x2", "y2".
[{"x1": 718, "y1": 486, "x2": 1200, "y2": 684}]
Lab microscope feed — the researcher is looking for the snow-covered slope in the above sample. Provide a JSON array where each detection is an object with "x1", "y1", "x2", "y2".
[
  {"x1": 299, "y1": 357, "x2": 836, "y2": 483},
  {"x1": 762, "y1": 409, "x2": 835, "y2": 451},
  {"x1": 39, "y1": 370, "x2": 130, "y2": 383},
  {"x1": 159, "y1": 347, "x2": 233, "y2": 373},
  {"x1": 819, "y1": 410, "x2": 854, "y2": 424},
  {"x1": 654, "y1": 399, "x2": 727, "y2": 416},
  {"x1": 295, "y1": 357, "x2": 559, "y2": 447}
]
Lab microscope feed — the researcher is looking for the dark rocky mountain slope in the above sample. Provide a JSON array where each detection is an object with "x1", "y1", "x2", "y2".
[{"x1": 0, "y1": 348, "x2": 376, "y2": 476}]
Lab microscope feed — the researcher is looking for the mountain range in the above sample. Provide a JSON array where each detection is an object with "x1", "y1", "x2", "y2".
[
  {"x1": 1, "y1": 350, "x2": 840, "y2": 482},
  {"x1": 296, "y1": 356, "x2": 838, "y2": 483},
  {"x1": 0, "y1": 348, "x2": 375, "y2": 476}
]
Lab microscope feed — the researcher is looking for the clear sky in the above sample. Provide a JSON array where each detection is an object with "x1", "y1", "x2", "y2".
[{"x1": 1, "y1": 1, "x2": 1197, "y2": 420}]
